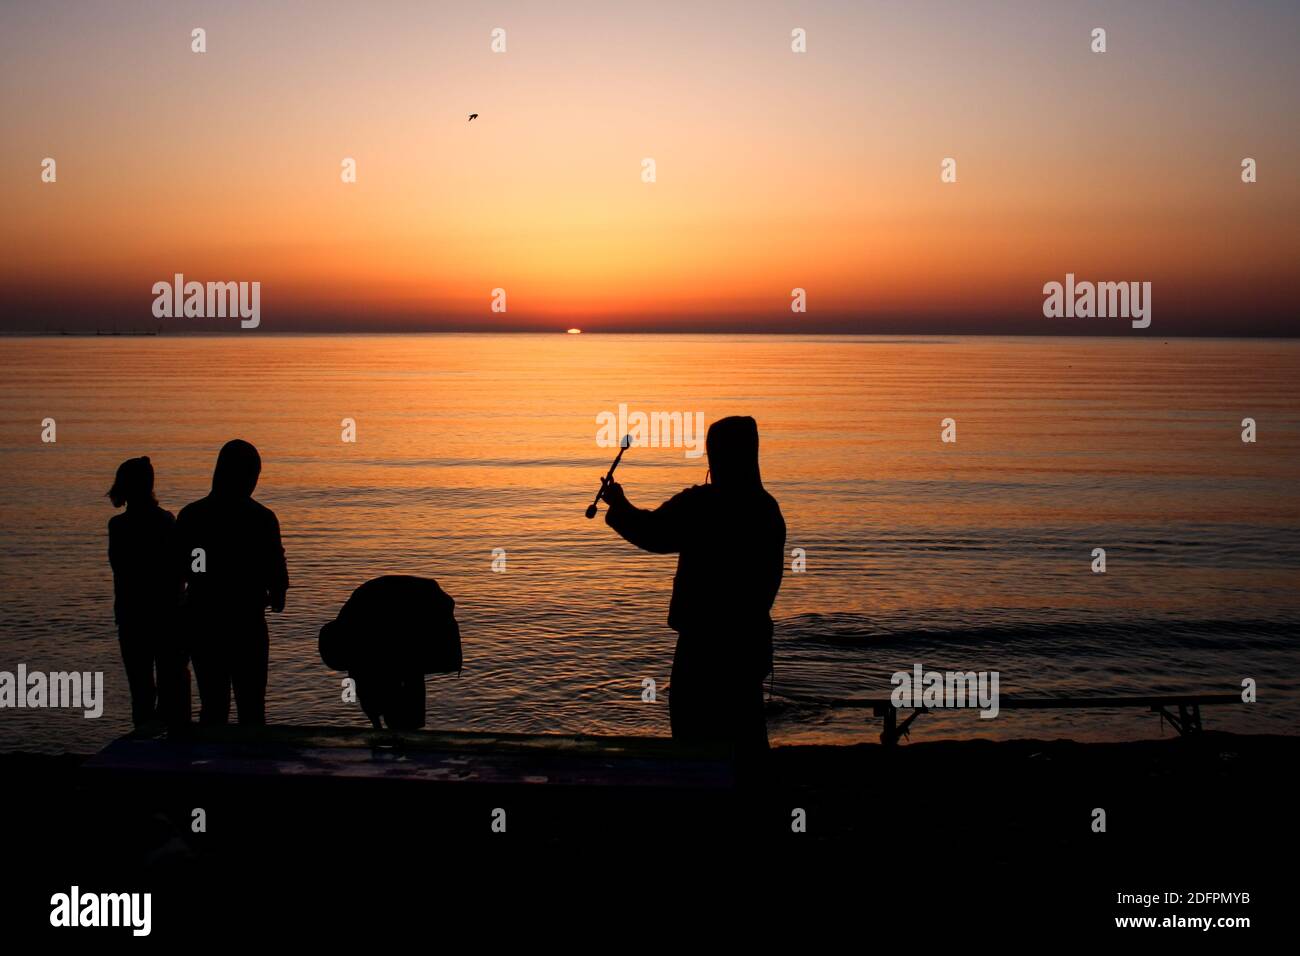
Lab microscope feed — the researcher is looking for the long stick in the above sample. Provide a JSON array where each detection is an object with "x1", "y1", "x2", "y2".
[{"x1": 585, "y1": 436, "x2": 631, "y2": 518}]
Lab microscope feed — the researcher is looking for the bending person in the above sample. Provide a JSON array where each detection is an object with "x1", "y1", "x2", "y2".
[{"x1": 319, "y1": 575, "x2": 463, "y2": 731}]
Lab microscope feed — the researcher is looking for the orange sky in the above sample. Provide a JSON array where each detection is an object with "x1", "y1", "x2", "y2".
[{"x1": 2, "y1": 0, "x2": 1297, "y2": 333}]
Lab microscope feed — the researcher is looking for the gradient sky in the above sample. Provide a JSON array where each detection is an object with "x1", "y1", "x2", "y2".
[{"x1": 2, "y1": 0, "x2": 1297, "y2": 333}]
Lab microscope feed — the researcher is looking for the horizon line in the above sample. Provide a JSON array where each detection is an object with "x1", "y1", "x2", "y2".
[{"x1": 5, "y1": 329, "x2": 1299, "y2": 340}]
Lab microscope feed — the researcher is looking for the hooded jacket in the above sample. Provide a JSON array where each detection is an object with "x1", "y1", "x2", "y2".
[
  {"x1": 176, "y1": 440, "x2": 288, "y2": 616},
  {"x1": 605, "y1": 416, "x2": 785, "y2": 681}
]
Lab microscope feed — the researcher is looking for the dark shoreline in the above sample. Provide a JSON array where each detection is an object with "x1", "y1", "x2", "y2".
[
  {"x1": 6, "y1": 729, "x2": 1293, "y2": 936},
  {"x1": 8, "y1": 725, "x2": 1294, "y2": 773}
]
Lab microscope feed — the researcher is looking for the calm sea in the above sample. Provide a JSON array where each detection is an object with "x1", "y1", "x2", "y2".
[{"x1": 1, "y1": 334, "x2": 1297, "y2": 753}]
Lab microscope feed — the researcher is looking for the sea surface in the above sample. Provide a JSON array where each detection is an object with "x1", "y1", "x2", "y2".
[{"x1": 1, "y1": 334, "x2": 1297, "y2": 753}]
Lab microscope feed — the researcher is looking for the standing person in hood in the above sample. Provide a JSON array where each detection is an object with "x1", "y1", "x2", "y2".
[
  {"x1": 601, "y1": 416, "x2": 785, "y2": 758},
  {"x1": 176, "y1": 439, "x2": 288, "y2": 724}
]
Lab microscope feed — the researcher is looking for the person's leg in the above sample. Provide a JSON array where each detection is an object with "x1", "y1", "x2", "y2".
[
  {"x1": 669, "y1": 679, "x2": 716, "y2": 743},
  {"x1": 667, "y1": 644, "x2": 699, "y2": 742},
  {"x1": 353, "y1": 670, "x2": 385, "y2": 728},
  {"x1": 191, "y1": 626, "x2": 232, "y2": 725},
  {"x1": 728, "y1": 680, "x2": 770, "y2": 785},
  {"x1": 231, "y1": 615, "x2": 269, "y2": 725},
  {"x1": 152, "y1": 618, "x2": 191, "y2": 727},
  {"x1": 731, "y1": 680, "x2": 769, "y2": 752},
  {"x1": 386, "y1": 674, "x2": 426, "y2": 730},
  {"x1": 117, "y1": 625, "x2": 157, "y2": 727},
  {"x1": 174, "y1": 655, "x2": 193, "y2": 727},
  {"x1": 668, "y1": 638, "x2": 733, "y2": 747}
]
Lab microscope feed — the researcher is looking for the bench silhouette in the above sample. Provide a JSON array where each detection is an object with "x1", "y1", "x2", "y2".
[{"x1": 798, "y1": 693, "x2": 1245, "y2": 746}]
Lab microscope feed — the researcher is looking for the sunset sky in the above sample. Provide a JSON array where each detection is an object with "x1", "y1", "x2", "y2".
[{"x1": 2, "y1": 0, "x2": 1297, "y2": 333}]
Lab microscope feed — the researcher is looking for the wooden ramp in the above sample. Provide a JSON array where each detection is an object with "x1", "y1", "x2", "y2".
[{"x1": 82, "y1": 724, "x2": 736, "y2": 791}]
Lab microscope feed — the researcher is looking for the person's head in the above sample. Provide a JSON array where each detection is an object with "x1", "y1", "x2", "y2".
[
  {"x1": 107, "y1": 456, "x2": 156, "y2": 509},
  {"x1": 705, "y1": 416, "x2": 763, "y2": 490},
  {"x1": 211, "y1": 439, "x2": 262, "y2": 498}
]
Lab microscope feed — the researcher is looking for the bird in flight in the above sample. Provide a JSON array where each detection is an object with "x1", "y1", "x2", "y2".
[{"x1": 468, "y1": 113, "x2": 478, "y2": 122}]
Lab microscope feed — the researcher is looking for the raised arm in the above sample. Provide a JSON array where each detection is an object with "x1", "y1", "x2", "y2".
[{"x1": 602, "y1": 482, "x2": 696, "y2": 554}]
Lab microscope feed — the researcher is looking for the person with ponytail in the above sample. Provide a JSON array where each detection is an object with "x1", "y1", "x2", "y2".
[{"x1": 106, "y1": 456, "x2": 189, "y2": 728}]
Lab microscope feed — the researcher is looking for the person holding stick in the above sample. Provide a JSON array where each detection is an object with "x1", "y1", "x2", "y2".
[{"x1": 595, "y1": 416, "x2": 785, "y2": 761}]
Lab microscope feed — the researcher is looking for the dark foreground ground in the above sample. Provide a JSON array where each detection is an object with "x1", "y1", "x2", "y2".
[{"x1": 2, "y1": 728, "x2": 1292, "y2": 939}]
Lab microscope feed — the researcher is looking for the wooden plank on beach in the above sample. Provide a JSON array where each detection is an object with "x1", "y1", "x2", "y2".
[
  {"x1": 787, "y1": 692, "x2": 1247, "y2": 745},
  {"x1": 81, "y1": 725, "x2": 736, "y2": 791},
  {"x1": 811, "y1": 693, "x2": 1243, "y2": 710}
]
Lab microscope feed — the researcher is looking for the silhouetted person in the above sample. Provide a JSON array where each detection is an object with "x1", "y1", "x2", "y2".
[
  {"x1": 176, "y1": 440, "x2": 288, "y2": 725},
  {"x1": 319, "y1": 576, "x2": 462, "y2": 730},
  {"x1": 106, "y1": 456, "x2": 189, "y2": 727},
  {"x1": 602, "y1": 416, "x2": 785, "y2": 759}
]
